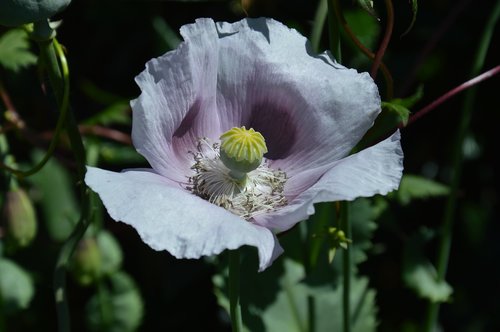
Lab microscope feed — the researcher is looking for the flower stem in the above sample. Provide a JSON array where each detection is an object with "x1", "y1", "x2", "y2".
[
  {"x1": 331, "y1": 0, "x2": 393, "y2": 99},
  {"x1": 423, "y1": 2, "x2": 500, "y2": 331},
  {"x1": 229, "y1": 250, "x2": 243, "y2": 332},
  {"x1": 370, "y1": 0, "x2": 394, "y2": 80},
  {"x1": 405, "y1": 65, "x2": 500, "y2": 127},
  {"x1": 340, "y1": 202, "x2": 351, "y2": 332},
  {"x1": 0, "y1": 40, "x2": 70, "y2": 178},
  {"x1": 31, "y1": 20, "x2": 90, "y2": 332}
]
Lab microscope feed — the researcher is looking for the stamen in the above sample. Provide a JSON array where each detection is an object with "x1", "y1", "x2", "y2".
[{"x1": 188, "y1": 137, "x2": 287, "y2": 220}]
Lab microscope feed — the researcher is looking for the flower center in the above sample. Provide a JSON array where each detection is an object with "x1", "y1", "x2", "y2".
[{"x1": 187, "y1": 127, "x2": 287, "y2": 220}]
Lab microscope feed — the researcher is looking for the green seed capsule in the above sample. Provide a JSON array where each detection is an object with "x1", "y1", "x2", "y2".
[{"x1": 219, "y1": 126, "x2": 268, "y2": 176}]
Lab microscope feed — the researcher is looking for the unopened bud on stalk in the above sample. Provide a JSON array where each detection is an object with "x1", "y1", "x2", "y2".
[
  {"x1": 71, "y1": 237, "x2": 102, "y2": 286},
  {"x1": 3, "y1": 188, "x2": 38, "y2": 249}
]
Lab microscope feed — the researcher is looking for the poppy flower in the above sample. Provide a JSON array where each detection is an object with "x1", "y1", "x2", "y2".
[{"x1": 85, "y1": 18, "x2": 403, "y2": 271}]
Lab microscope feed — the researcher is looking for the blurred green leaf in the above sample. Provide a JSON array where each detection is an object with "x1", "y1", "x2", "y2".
[
  {"x1": 29, "y1": 150, "x2": 79, "y2": 241},
  {"x1": 403, "y1": 228, "x2": 453, "y2": 303},
  {"x1": 152, "y1": 16, "x2": 181, "y2": 51},
  {"x1": 80, "y1": 80, "x2": 128, "y2": 105},
  {"x1": 0, "y1": 29, "x2": 37, "y2": 72},
  {"x1": 0, "y1": 258, "x2": 34, "y2": 314},
  {"x1": 394, "y1": 174, "x2": 450, "y2": 205},
  {"x1": 98, "y1": 143, "x2": 146, "y2": 165},
  {"x1": 349, "y1": 198, "x2": 378, "y2": 265},
  {"x1": 86, "y1": 272, "x2": 144, "y2": 332},
  {"x1": 83, "y1": 102, "x2": 131, "y2": 126},
  {"x1": 381, "y1": 102, "x2": 411, "y2": 126},
  {"x1": 391, "y1": 85, "x2": 424, "y2": 109},
  {"x1": 344, "y1": 9, "x2": 381, "y2": 50},
  {"x1": 404, "y1": 261, "x2": 452, "y2": 303},
  {"x1": 97, "y1": 230, "x2": 123, "y2": 276},
  {"x1": 214, "y1": 247, "x2": 377, "y2": 331}
]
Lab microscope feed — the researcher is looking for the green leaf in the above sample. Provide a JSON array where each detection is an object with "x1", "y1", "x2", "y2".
[
  {"x1": 349, "y1": 198, "x2": 379, "y2": 265},
  {"x1": 394, "y1": 174, "x2": 450, "y2": 205},
  {"x1": 0, "y1": 29, "x2": 37, "y2": 72},
  {"x1": 98, "y1": 143, "x2": 146, "y2": 165},
  {"x1": 344, "y1": 9, "x2": 381, "y2": 51},
  {"x1": 403, "y1": 228, "x2": 453, "y2": 303},
  {"x1": 261, "y1": 259, "x2": 377, "y2": 332},
  {"x1": 83, "y1": 102, "x2": 131, "y2": 126},
  {"x1": 356, "y1": 86, "x2": 423, "y2": 148},
  {"x1": 402, "y1": 0, "x2": 418, "y2": 37},
  {"x1": 214, "y1": 248, "x2": 377, "y2": 332},
  {"x1": 0, "y1": 258, "x2": 35, "y2": 314},
  {"x1": 381, "y1": 102, "x2": 411, "y2": 126},
  {"x1": 86, "y1": 272, "x2": 144, "y2": 332},
  {"x1": 390, "y1": 85, "x2": 424, "y2": 109},
  {"x1": 152, "y1": 16, "x2": 181, "y2": 51},
  {"x1": 28, "y1": 150, "x2": 79, "y2": 241},
  {"x1": 96, "y1": 230, "x2": 123, "y2": 276}
]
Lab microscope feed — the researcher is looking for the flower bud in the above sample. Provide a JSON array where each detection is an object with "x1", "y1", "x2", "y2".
[
  {"x1": 0, "y1": 0, "x2": 71, "y2": 27},
  {"x1": 71, "y1": 237, "x2": 102, "y2": 286},
  {"x1": 220, "y1": 126, "x2": 268, "y2": 178},
  {"x1": 3, "y1": 188, "x2": 37, "y2": 249}
]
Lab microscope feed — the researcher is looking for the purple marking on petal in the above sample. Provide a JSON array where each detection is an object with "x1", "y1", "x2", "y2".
[
  {"x1": 247, "y1": 103, "x2": 297, "y2": 160},
  {"x1": 173, "y1": 99, "x2": 201, "y2": 138}
]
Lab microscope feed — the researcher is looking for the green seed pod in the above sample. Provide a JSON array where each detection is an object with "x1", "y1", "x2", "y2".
[
  {"x1": 3, "y1": 188, "x2": 38, "y2": 249},
  {"x1": 220, "y1": 126, "x2": 268, "y2": 177},
  {"x1": 71, "y1": 237, "x2": 102, "y2": 286},
  {"x1": 0, "y1": 0, "x2": 72, "y2": 27}
]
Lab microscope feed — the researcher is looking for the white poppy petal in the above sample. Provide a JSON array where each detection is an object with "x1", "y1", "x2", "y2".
[
  {"x1": 254, "y1": 131, "x2": 403, "y2": 232},
  {"x1": 131, "y1": 18, "x2": 220, "y2": 182},
  {"x1": 213, "y1": 18, "x2": 381, "y2": 177},
  {"x1": 85, "y1": 166, "x2": 282, "y2": 271}
]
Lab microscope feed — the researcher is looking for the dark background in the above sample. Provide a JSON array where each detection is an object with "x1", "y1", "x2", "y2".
[{"x1": 1, "y1": 0, "x2": 499, "y2": 331}]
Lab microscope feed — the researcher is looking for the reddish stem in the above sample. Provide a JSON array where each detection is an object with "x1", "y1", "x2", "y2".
[
  {"x1": 333, "y1": 0, "x2": 394, "y2": 99},
  {"x1": 404, "y1": 65, "x2": 500, "y2": 127},
  {"x1": 370, "y1": 0, "x2": 394, "y2": 80},
  {"x1": 78, "y1": 125, "x2": 132, "y2": 145},
  {"x1": 0, "y1": 80, "x2": 16, "y2": 111}
]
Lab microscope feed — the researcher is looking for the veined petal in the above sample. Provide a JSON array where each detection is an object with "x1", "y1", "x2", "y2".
[
  {"x1": 131, "y1": 18, "x2": 221, "y2": 182},
  {"x1": 213, "y1": 18, "x2": 381, "y2": 178},
  {"x1": 254, "y1": 131, "x2": 403, "y2": 233},
  {"x1": 85, "y1": 166, "x2": 282, "y2": 271}
]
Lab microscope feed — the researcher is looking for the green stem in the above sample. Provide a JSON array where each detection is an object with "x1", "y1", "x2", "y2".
[
  {"x1": 311, "y1": 0, "x2": 328, "y2": 53},
  {"x1": 340, "y1": 202, "x2": 351, "y2": 332},
  {"x1": 301, "y1": 222, "x2": 316, "y2": 332},
  {"x1": 229, "y1": 250, "x2": 243, "y2": 332},
  {"x1": 54, "y1": 197, "x2": 91, "y2": 332},
  {"x1": 31, "y1": 20, "x2": 90, "y2": 332},
  {"x1": 423, "y1": 2, "x2": 500, "y2": 331},
  {"x1": 327, "y1": 0, "x2": 342, "y2": 62},
  {"x1": 0, "y1": 41, "x2": 70, "y2": 178}
]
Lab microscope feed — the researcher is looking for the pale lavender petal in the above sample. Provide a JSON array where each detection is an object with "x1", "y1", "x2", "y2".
[
  {"x1": 131, "y1": 18, "x2": 221, "y2": 182},
  {"x1": 214, "y1": 18, "x2": 381, "y2": 180},
  {"x1": 85, "y1": 166, "x2": 282, "y2": 271},
  {"x1": 253, "y1": 131, "x2": 403, "y2": 233}
]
